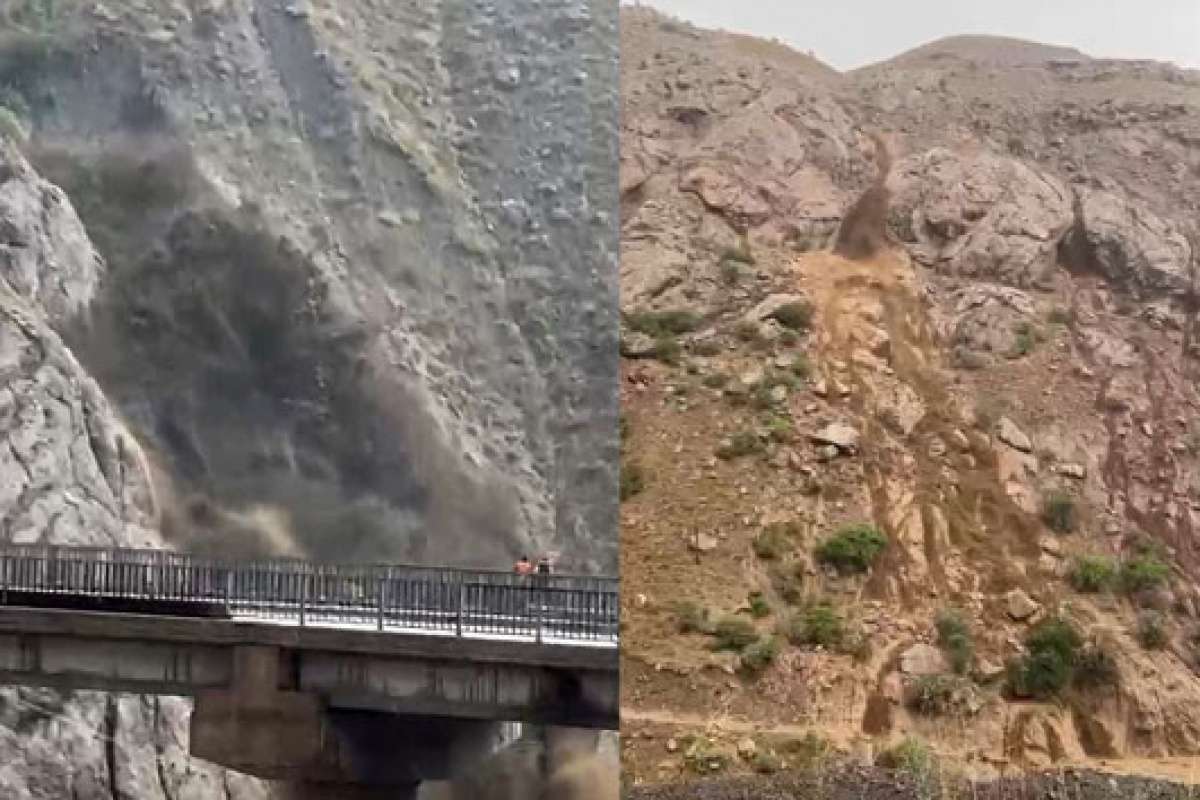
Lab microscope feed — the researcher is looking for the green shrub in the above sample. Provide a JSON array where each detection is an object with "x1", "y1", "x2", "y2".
[
  {"x1": 712, "y1": 616, "x2": 758, "y2": 651},
  {"x1": 1006, "y1": 617, "x2": 1082, "y2": 699},
  {"x1": 1137, "y1": 611, "x2": 1167, "y2": 650},
  {"x1": 719, "y1": 260, "x2": 741, "y2": 286},
  {"x1": 783, "y1": 603, "x2": 844, "y2": 648},
  {"x1": 653, "y1": 335, "x2": 682, "y2": 365},
  {"x1": 906, "y1": 675, "x2": 958, "y2": 716},
  {"x1": 625, "y1": 310, "x2": 701, "y2": 337},
  {"x1": 1119, "y1": 554, "x2": 1170, "y2": 594},
  {"x1": 619, "y1": 461, "x2": 645, "y2": 501},
  {"x1": 716, "y1": 430, "x2": 763, "y2": 460},
  {"x1": 877, "y1": 737, "x2": 936, "y2": 787},
  {"x1": 1009, "y1": 321, "x2": 1037, "y2": 358},
  {"x1": 692, "y1": 338, "x2": 722, "y2": 357},
  {"x1": 935, "y1": 608, "x2": 974, "y2": 675},
  {"x1": 843, "y1": 628, "x2": 873, "y2": 663},
  {"x1": 750, "y1": 749, "x2": 782, "y2": 774},
  {"x1": 777, "y1": 732, "x2": 829, "y2": 769},
  {"x1": 752, "y1": 523, "x2": 796, "y2": 560},
  {"x1": 748, "y1": 592, "x2": 771, "y2": 619},
  {"x1": 1074, "y1": 645, "x2": 1119, "y2": 688},
  {"x1": 789, "y1": 354, "x2": 812, "y2": 379},
  {"x1": 721, "y1": 234, "x2": 755, "y2": 265},
  {"x1": 682, "y1": 738, "x2": 729, "y2": 774},
  {"x1": 739, "y1": 636, "x2": 779, "y2": 674},
  {"x1": 1047, "y1": 307, "x2": 1072, "y2": 325},
  {"x1": 1070, "y1": 555, "x2": 1117, "y2": 593},
  {"x1": 675, "y1": 601, "x2": 712, "y2": 635},
  {"x1": 769, "y1": 301, "x2": 814, "y2": 332},
  {"x1": 765, "y1": 414, "x2": 793, "y2": 443},
  {"x1": 769, "y1": 561, "x2": 805, "y2": 605},
  {"x1": 814, "y1": 523, "x2": 888, "y2": 574},
  {"x1": 1041, "y1": 490, "x2": 1077, "y2": 533},
  {"x1": 702, "y1": 372, "x2": 728, "y2": 389},
  {"x1": 734, "y1": 320, "x2": 763, "y2": 343}
]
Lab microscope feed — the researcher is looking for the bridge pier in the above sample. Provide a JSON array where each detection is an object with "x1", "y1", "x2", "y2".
[{"x1": 191, "y1": 645, "x2": 506, "y2": 789}]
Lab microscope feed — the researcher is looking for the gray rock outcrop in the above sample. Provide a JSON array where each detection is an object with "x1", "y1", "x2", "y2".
[
  {"x1": 0, "y1": 141, "x2": 276, "y2": 800},
  {"x1": 887, "y1": 148, "x2": 1074, "y2": 289}
]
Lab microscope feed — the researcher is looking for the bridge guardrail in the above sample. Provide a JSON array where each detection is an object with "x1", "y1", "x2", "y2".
[{"x1": 0, "y1": 545, "x2": 619, "y2": 644}]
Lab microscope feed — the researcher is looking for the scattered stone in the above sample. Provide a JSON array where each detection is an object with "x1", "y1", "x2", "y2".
[
  {"x1": 815, "y1": 444, "x2": 839, "y2": 462},
  {"x1": 621, "y1": 332, "x2": 659, "y2": 358},
  {"x1": 1006, "y1": 588, "x2": 1040, "y2": 621},
  {"x1": 997, "y1": 417, "x2": 1033, "y2": 452},
  {"x1": 1056, "y1": 462, "x2": 1086, "y2": 479},
  {"x1": 949, "y1": 429, "x2": 971, "y2": 452},
  {"x1": 811, "y1": 422, "x2": 860, "y2": 452},
  {"x1": 900, "y1": 643, "x2": 949, "y2": 676},
  {"x1": 689, "y1": 533, "x2": 719, "y2": 553},
  {"x1": 1039, "y1": 537, "x2": 1063, "y2": 557}
]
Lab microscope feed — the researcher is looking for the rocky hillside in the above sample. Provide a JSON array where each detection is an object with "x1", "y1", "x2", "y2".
[
  {"x1": 618, "y1": 6, "x2": 1200, "y2": 789},
  {"x1": 0, "y1": 0, "x2": 616, "y2": 798}
]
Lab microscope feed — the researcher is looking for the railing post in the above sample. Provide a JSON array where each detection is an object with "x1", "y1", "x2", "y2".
[
  {"x1": 534, "y1": 588, "x2": 544, "y2": 644},
  {"x1": 223, "y1": 568, "x2": 232, "y2": 617},
  {"x1": 377, "y1": 576, "x2": 385, "y2": 632},
  {"x1": 299, "y1": 566, "x2": 307, "y2": 627},
  {"x1": 455, "y1": 579, "x2": 464, "y2": 637},
  {"x1": 47, "y1": 545, "x2": 57, "y2": 593}
]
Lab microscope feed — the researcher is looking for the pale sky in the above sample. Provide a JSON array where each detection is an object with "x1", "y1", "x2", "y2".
[{"x1": 628, "y1": 0, "x2": 1200, "y2": 71}]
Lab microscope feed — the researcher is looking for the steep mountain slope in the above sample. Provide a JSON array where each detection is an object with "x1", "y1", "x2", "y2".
[
  {"x1": 1, "y1": 0, "x2": 619, "y2": 573},
  {"x1": 619, "y1": 6, "x2": 1200, "y2": 789},
  {"x1": 0, "y1": 0, "x2": 617, "y2": 797}
]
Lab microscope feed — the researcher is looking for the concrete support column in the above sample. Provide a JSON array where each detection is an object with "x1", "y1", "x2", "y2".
[{"x1": 190, "y1": 645, "x2": 324, "y2": 779}]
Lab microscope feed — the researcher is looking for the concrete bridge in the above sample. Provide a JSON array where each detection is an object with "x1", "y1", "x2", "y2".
[{"x1": 0, "y1": 545, "x2": 618, "y2": 796}]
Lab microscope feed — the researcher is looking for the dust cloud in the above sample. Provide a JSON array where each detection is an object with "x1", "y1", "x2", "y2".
[
  {"x1": 419, "y1": 729, "x2": 617, "y2": 800},
  {"x1": 833, "y1": 132, "x2": 892, "y2": 261}
]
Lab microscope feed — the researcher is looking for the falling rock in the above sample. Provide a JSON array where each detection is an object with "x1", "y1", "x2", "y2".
[
  {"x1": 811, "y1": 422, "x2": 860, "y2": 452},
  {"x1": 997, "y1": 417, "x2": 1033, "y2": 452},
  {"x1": 1006, "y1": 588, "x2": 1040, "y2": 620},
  {"x1": 900, "y1": 643, "x2": 949, "y2": 676}
]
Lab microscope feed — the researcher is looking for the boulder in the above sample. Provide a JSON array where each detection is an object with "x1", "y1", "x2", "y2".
[
  {"x1": 997, "y1": 417, "x2": 1033, "y2": 452},
  {"x1": 1006, "y1": 589, "x2": 1040, "y2": 621},
  {"x1": 811, "y1": 422, "x2": 860, "y2": 452},
  {"x1": 887, "y1": 148, "x2": 1073, "y2": 289},
  {"x1": 1064, "y1": 187, "x2": 1193, "y2": 298},
  {"x1": 900, "y1": 643, "x2": 949, "y2": 676}
]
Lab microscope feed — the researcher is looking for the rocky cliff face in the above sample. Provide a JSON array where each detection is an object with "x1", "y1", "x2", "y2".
[
  {"x1": 618, "y1": 7, "x2": 1200, "y2": 787},
  {"x1": 1, "y1": 0, "x2": 618, "y2": 573},
  {"x1": 0, "y1": 0, "x2": 616, "y2": 797}
]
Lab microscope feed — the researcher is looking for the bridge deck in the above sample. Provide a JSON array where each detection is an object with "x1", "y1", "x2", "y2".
[{"x1": 0, "y1": 545, "x2": 619, "y2": 646}]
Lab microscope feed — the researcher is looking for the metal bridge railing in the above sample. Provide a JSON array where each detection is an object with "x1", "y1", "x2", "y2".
[{"x1": 0, "y1": 545, "x2": 619, "y2": 645}]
